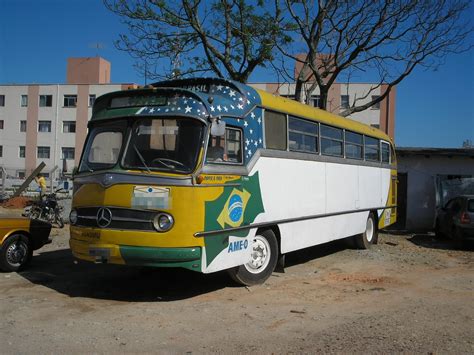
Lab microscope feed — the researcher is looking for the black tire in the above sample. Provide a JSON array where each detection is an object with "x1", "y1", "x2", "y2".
[
  {"x1": 354, "y1": 212, "x2": 378, "y2": 249},
  {"x1": 434, "y1": 219, "x2": 445, "y2": 239},
  {"x1": 227, "y1": 229, "x2": 279, "y2": 286},
  {"x1": 0, "y1": 234, "x2": 33, "y2": 272},
  {"x1": 55, "y1": 214, "x2": 64, "y2": 229}
]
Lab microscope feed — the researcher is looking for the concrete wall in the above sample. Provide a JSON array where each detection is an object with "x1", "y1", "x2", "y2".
[{"x1": 398, "y1": 154, "x2": 474, "y2": 231}]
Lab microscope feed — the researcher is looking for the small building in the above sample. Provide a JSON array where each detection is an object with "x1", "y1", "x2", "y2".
[{"x1": 395, "y1": 147, "x2": 474, "y2": 231}]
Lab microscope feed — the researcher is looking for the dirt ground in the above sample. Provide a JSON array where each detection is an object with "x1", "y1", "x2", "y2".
[{"x1": 0, "y1": 207, "x2": 473, "y2": 353}]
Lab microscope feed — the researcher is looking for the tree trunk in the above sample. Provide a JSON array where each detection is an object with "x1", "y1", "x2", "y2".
[{"x1": 319, "y1": 88, "x2": 328, "y2": 111}]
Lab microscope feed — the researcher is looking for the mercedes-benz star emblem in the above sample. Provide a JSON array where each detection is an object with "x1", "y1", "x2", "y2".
[{"x1": 96, "y1": 208, "x2": 113, "y2": 228}]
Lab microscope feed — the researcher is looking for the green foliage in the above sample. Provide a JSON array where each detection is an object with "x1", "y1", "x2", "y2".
[{"x1": 104, "y1": 0, "x2": 289, "y2": 83}]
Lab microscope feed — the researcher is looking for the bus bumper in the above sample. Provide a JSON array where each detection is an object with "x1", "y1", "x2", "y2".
[{"x1": 70, "y1": 238, "x2": 202, "y2": 271}]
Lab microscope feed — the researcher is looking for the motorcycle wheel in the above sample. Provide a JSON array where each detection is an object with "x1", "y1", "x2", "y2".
[{"x1": 55, "y1": 214, "x2": 65, "y2": 228}]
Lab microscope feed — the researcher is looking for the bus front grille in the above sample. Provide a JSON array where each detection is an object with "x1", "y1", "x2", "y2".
[{"x1": 74, "y1": 207, "x2": 157, "y2": 231}]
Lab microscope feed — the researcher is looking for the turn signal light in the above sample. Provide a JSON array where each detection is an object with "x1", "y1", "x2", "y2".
[
  {"x1": 196, "y1": 175, "x2": 204, "y2": 184},
  {"x1": 460, "y1": 212, "x2": 471, "y2": 224}
]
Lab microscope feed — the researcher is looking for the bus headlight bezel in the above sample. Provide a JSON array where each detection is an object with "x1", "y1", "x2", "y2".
[
  {"x1": 153, "y1": 213, "x2": 174, "y2": 232},
  {"x1": 69, "y1": 209, "x2": 78, "y2": 225}
]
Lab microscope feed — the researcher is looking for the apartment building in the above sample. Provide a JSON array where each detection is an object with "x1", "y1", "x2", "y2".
[{"x1": 0, "y1": 57, "x2": 134, "y2": 178}]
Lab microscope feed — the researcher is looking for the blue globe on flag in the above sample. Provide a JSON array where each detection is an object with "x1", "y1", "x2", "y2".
[{"x1": 228, "y1": 194, "x2": 243, "y2": 223}]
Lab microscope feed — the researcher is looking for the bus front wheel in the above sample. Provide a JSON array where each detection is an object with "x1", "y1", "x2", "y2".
[
  {"x1": 354, "y1": 212, "x2": 378, "y2": 249},
  {"x1": 227, "y1": 229, "x2": 279, "y2": 286}
]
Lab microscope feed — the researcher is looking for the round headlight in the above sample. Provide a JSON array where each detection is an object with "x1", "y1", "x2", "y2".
[
  {"x1": 153, "y1": 213, "x2": 174, "y2": 232},
  {"x1": 69, "y1": 209, "x2": 78, "y2": 225}
]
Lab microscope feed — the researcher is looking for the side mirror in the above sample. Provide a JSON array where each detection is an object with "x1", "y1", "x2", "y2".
[{"x1": 210, "y1": 118, "x2": 226, "y2": 137}]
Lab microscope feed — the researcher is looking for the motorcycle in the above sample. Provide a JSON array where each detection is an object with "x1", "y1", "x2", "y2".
[{"x1": 24, "y1": 189, "x2": 65, "y2": 228}]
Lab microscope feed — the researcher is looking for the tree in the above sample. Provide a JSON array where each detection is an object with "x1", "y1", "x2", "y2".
[
  {"x1": 104, "y1": 0, "x2": 289, "y2": 82},
  {"x1": 106, "y1": 0, "x2": 472, "y2": 117},
  {"x1": 277, "y1": 0, "x2": 472, "y2": 115}
]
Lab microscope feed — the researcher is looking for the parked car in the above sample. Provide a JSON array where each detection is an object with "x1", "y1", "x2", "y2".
[
  {"x1": 0, "y1": 217, "x2": 52, "y2": 272},
  {"x1": 435, "y1": 195, "x2": 474, "y2": 242}
]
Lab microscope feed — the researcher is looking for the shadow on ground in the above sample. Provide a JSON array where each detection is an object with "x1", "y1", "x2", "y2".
[
  {"x1": 284, "y1": 238, "x2": 350, "y2": 268},
  {"x1": 13, "y1": 239, "x2": 353, "y2": 302},
  {"x1": 16, "y1": 249, "x2": 235, "y2": 302},
  {"x1": 408, "y1": 233, "x2": 473, "y2": 251}
]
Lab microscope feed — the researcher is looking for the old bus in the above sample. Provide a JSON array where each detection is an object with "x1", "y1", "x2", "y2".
[{"x1": 69, "y1": 78, "x2": 397, "y2": 285}]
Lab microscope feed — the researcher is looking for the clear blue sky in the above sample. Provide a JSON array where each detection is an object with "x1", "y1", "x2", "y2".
[{"x1": 1, "y1": 0, "x2": 473, "y2": 148}]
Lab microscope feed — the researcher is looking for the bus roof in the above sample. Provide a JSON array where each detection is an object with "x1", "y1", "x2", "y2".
[{"x1": 257, "y1": 89, "x2": 392, "y2": 143}]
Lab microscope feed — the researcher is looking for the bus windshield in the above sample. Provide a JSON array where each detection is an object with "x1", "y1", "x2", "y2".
[
  {"x1": 122, "y1": 117, "x2": 204, "y2": 173},
  {"x1": 78, "y1": 117, "x2": 204, "y2": 174}
]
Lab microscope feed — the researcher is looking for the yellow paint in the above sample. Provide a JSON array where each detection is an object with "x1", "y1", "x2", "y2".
[
  {"x1": 70, "y1": 182, "x2": 226, "y2": 259},
  {"x1": 199, "y1": 175, "x2": 241, "y2": 185},
  {"x1": 0, "y1": 218, "x2": 31, "y2": 245},
  {"x1": 378, "y1": 169, "x2": 398, "y2": 229}
]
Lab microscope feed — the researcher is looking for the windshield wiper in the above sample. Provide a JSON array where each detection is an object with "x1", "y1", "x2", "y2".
[{"x1": 133, "y1": 145, "x2": 151, "y2": 173}]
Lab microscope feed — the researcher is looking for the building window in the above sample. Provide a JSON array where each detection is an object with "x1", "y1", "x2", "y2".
[
  {"x1": 0, "y1": 120, "x2": 3, "y2": 129},
  {"x1": 288, "y1": 116, "x2": 318, "y2": 153},
  {"x1": 17, "y1": 171, "x2": 26, "y2": 179},
  {"x1": 20, "y1": 120, "x2": 27, "y2": 132},
  {"x1": 312, "y1": 95, "x2": 321, "y2": 108},
  {"x1": 61, "y1": 147, "x2": 75, "y2": 160},
  {"x1": 38, "y1": 120, "x2": 52, "y2": 132},
  {"x1": 37, "y1": 146, "x2": 50, "y2": 159},
  {"x1": 39, "y1": 95, "x2": 52, "y2": 107},
  {"x1": 64, "y1": 95, "x2": 77, "y2": 107},
  {"x1": 0, "y1": 95, "x2": 5, "y2": 106},
  {"x1": 341, "y1": 95, "x2": 349, "y2": 109},
  {"x1": 63, "y1": 121, "x2": 76, "y2": 133},
  {"x1": 0, "y1": 145, "x2": 2, "y2": 157},
  {"x1": 89, "y1": 94, "x2": 96, "y2": 107},
  {"x1": 19, "y1": 146, "x2": 25, "y2": 158},
  {"x1": 321, "y1": 124, "x2": 343, "y2": 156},
  {"x1": 21, "y1": 95, "x2": 28, "y2": 107},
  {"x1": 371, "y1": 95, "x2": 380, "y2": 110}
]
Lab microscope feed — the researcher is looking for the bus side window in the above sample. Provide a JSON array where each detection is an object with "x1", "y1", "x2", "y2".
[
  {"x1": 381, "y1": 141, "x2": 390, "y2": 164},
  {"x1": 264, "y1": 110, "x2": 287, "y2": 150},
  {"x1": 206, "y1": 127, "x2": 243, "y2": 164},
  {"x1": 364, "y1": 136, "x2": 380, "y2": 161}
]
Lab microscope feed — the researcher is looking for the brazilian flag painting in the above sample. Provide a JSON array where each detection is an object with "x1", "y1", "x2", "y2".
[{"x1": 203, "y1": 172, "x2": 265, "y2": 267}]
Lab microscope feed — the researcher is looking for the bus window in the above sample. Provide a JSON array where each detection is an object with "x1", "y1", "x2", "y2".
[
  {"x1": 345, "y1": 131, "x2": 363, "y2": 159},
  {"x1": 264, "y1": 110, "x2": 287, "y2": 150},
  {"x1": 288, "y1": 116, "x2": 318, "y2": 153},
  {"x1": 321, "y1": 124, "x2": 343, "y2": 156},
  {"x1": 381, "y1": 141, "x2": 390, "y2": 163},
  {"x1": 206, "y1": 127, "x2": 243, "y2": 164},
  {"x1": 365, "y1": 136, "x2": 380, "y2": 161}
]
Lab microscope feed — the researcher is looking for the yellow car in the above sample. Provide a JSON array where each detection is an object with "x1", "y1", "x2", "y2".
[{"x1": 0, "y1": 218, "x2": 52, "y2": 272}]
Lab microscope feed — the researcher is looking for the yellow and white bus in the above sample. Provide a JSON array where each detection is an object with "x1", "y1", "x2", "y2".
[{"x1": 69, "y1": 78, "x2": 397, "y2": 285}]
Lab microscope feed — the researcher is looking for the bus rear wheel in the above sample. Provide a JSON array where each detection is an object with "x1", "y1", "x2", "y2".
[
  {"x1": 354, "y1": 212, "x2": 378, "y2": 249},
  {"x1": 227, "y1": 229, "x2": 278, "y2": 286}
]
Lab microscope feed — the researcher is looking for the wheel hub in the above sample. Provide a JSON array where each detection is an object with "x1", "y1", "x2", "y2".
[
  {"x1": 245, "y1": 236, "x2": 271, "y2": 274},
  {"x1": 366, "y1": 217, "x2": 374, "y2": 242},
  {"x1": 6, "y1": 242, "x2": 27, "y2": 265}
]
